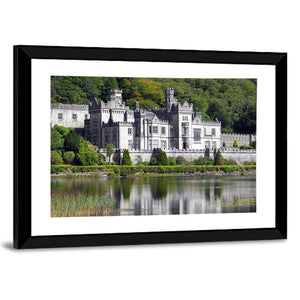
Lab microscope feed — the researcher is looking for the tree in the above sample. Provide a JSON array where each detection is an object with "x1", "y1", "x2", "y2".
[
  {"x1": 233, "y1": 140, "x2": 239, "y2": 147},
  {"x1": 106, "y1": 144, "x2": 114, "y2": 164},
  {"x1": 51, "y1": 151, "x2": 63, "y2": 165},
  {"x1": 168, "y1": 157, "x2": 176, "y2": 166},
  {"x1": 64, "y1": 130, "x2": 81, "y2": 153},
  {"x1": 63, "y1": 151, "x2": 75, "y2": 164},
  {"x1": 99, "y1": 154, "x2": 106, "y2": 165},
  {"x1": 214, "y1": 149, "x2": 224, "y2": 165},
  {"x1": 176, "y1": 156, "x2": 187, "y2": 165},
  {"x1": 122, "y1": 149, "x2": 132, "y2": 165},
  {"x1": 150, "y1": 157, "x2": 157, "y2": 165},
  {"x1": 157, "y1": 150, "x2": 168, "y2": 165},
  {"x1": 51, "y1": 128, "x2": 64, "y2": 151},
  {"x1": 76, "y1": 141, "x2": 98, "y2": 166},
  {"x1": 223, "y1": 141, "x2": 226, "y2": 147}
]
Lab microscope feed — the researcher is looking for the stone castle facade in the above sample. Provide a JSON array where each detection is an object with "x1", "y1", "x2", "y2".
[
  {"x1": 50, "y1": 88, "x2": 256, "y2": 163},
  {"x1": 84, "y1": 88, "x2": 221, "y2": 151}
]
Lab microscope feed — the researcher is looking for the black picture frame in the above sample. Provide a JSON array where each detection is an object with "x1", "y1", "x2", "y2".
[{"x1": 13, "y1": 45, "x2": 287, "y2": 249}]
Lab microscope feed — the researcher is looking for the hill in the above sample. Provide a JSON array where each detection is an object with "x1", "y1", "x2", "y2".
[{"x1": 51, "y1": 76, "x2": 257, "y2": 133}]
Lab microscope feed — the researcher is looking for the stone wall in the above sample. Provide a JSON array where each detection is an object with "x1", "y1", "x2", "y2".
[
  {"x1": 51, "y1": 104, "x2": 89, "y2": 129},
  {"x1": 221, "y1": 133, "x2": 256, "y2": 147},
  {"x1": 218, "y1": 148, "x2": 256, "y2": 164},
  {"x1": 98, "y1": 148, "x2": 256, "y2": 165}
]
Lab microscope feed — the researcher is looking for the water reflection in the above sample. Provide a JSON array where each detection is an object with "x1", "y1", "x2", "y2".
[{"x1": 51, "y1": 176, "x2": 256, "y2": 217}]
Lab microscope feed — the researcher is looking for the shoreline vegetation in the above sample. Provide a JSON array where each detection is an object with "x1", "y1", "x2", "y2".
[{"x1": 51, "y1": 164, "x2": 256, "y2": 177}]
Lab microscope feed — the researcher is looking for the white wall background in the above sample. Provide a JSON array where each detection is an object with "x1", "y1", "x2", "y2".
[{"x1": 0, "y1": 1, "x2": 297, "y2": 299}]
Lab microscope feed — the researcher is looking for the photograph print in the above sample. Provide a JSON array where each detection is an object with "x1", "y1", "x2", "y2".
[{"x1": 50, "y1": 76, "x2": 257, "y2": 218}]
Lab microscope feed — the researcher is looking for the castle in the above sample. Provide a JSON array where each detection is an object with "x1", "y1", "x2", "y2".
[{"x1": 51, "y1": 88, "x2": 256, "y2": 163}]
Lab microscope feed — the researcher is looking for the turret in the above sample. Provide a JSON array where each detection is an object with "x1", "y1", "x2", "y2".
[
  {"x1": 165, "y1": 88, "x2": 175, "y2": 112},
  {"x1": 110, "y1": 89, "x2": 123, "y2": 102},
  {"x1": 134, "y1": 100, "x2": 140, "y2": 112}
]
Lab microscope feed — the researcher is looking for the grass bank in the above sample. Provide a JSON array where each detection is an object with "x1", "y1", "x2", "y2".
[{"x1": 51, "y1": 164, "x2": 256, "y2": 176}]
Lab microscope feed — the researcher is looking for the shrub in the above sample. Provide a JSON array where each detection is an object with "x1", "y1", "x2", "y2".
[
  {"x1": 52, "y1": 125, "x2": 71, "y2": 137},
  {"x1": 223, "y1": 159, "x2": 237, "y2": 165},
  {"x1": 106, "y1": 144, "x2": 114, "y2": 163},
  {"x1": 233, "y1": 140, "x2": 239, "y2": 147},
  {"x1": 99, "y1": 154, "x2": 106, "y2": 165},
  {"x1": 168, "y1": 157, "x2": 176, "y2": 166},
  {"x1": 176, "y1": 156, "x2": 187, "y2": 165},
  {"x1": 157, "y1": 150, "x2": 168, "y2": 165},
  {"x1": 240, "y1": 145, "x2": 253, "y2": 150},
  {"x1": 64, "y1": 130, "x2": 81, "y2": 153},
  {"x1": 214, "y1": 149, "x2": 224, "y2": 165},
  {"x1": 76, "y1": 141, "x2": 99, "y2": 166},
  {"x1": 122, "y1": 149, "x2": 132, "y2": 165},
  {"x1": 51, "y1": 151, "x2": 63, "y2": 165},
  {"x1": 243, "y1": 160, "x2": 256, "y2": 165},
  {"x1": 135, "y1": 155, "x2": 143, "y2": 165},
  {"x1": 223, "y1": 166, "x2": 235, "y2": 173},
  {"x1": 150, "y1": 157, "x2": 157, "y2": 166},
  {"x1": 194, "y1": 156, "x2": 214, "y2": 165},
  {"x1": 150, "y1": 157, "x2": 157, "y2": 165},
  {"x1": 63, "y1": 151, "x2": 75, "y2": 164}
]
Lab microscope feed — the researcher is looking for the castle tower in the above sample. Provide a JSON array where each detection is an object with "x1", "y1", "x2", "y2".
[
  {"x1": 110, "y1": 89, "x2": 123, "y2": 103},
  {"x1": 165, "y1": 88, "x2": 175, "y2": 112}
]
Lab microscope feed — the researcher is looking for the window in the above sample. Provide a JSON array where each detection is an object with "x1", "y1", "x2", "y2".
[
  {"x1": 153, "y1": 140, "x2": 158, "y2": 148},
  {"x1": 128, "y1": 128, "x2": 132, "y2": 135},
  {"x1": 205, "y1": 141, "x2": 210, "y2": 148},
  {"x1": 161, "y1": 140, "x2": 167, "y2": 148},
  {"x1": 204, "y1": 128, "x2": 207, "y2": 136},
  {"x1": 212, "y1": 142, "x2": 216, "y2": 148},
  {"x1": 182, "y1": 126, "x2": 188, "y2": 136},
  {"x1": 113, "y1": 128, "x2": 117, "y2": 143},
  {"x1": 194, "y1": 129, "x2": 201, "y2": 141},
  {"x1": 170, "y1": 127, "x2": 174, "y2": 136},
  {"x1": 212, "y1": 128, "x2": 216, "y2": 136},
  {"x1": 149, "y1": 126, "x2": 152, "y2": 134},
  {"x1": 153, "y1": 126, "x2": 158, "y2": 134},
  {"x1": 161, "y1": 127, "x2": 166, "y2": 135},
  {"x1": 72, "y1": 114, "x2": 77, "y2": 121},
  {"x1": 85, "y1": 114, "x2": 88, "y2": 120},
  {"x1": 58, "y1": 113, "x2": 63, "y2": 120},
  {"x1": 128, "y1": 140, "x2": 132, "y2": 149},
  {"x1": 182, "y1": 116, "x2": 188, "y2": 121}
]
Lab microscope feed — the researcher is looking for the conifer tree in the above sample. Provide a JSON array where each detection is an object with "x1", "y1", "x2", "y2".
[
  {"x1": 233, "y1": 140, "x2": 239, "y2": 147},
  {"x1": 214, "y1": 149, "x2": 224, "y2": 165},
  {"x1": 157, "y1": 150, "x2": 168, "y2": 166},
  {"x1": 122, "y1": 149, "x2": 132, "y2": 165}
]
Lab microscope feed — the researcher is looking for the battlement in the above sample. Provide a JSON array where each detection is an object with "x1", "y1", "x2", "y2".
[
  {"x1": 221, "y1": 133, "x2": 256, "y2": 137},
  {"x1": 178, "y1": 101, "x2": 193, "y2": 111},
  {"x1": 51, "y1": 103, "x2": 89, "y2": 110}
]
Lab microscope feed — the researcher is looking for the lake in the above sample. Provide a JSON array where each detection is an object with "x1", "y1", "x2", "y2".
[{"x1": 51, "y1": 175, "x2": 256, "y2": 217}]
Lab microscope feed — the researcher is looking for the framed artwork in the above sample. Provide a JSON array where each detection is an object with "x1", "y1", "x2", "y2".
[{"x1": 14, "y1": 45, "x2": 287, "y2": 249}]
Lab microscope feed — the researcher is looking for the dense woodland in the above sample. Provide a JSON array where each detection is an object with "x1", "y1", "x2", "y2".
[{"x1": 51, "y1": 76, "x2": 257, "y2": 133}]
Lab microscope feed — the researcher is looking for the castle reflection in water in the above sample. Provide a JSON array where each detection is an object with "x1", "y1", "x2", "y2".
[{"x1": 51, "y1": 176, "x2": 256, "y2": 216}]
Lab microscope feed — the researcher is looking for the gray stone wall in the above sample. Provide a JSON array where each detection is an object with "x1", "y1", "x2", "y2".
[
  {"x1": 51, "y1": 104, "x2": 89, "y2": 129},
  {"x1": 98, "y1": 148, "x2": 256, "y2": 165},
  {"x1": 221, "y1": 133, "x2": 256, "y2": 147}
]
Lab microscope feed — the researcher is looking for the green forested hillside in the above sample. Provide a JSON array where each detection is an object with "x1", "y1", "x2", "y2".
[{"x1": 51, "y1": 76, "x2": 256, "y2": 133}]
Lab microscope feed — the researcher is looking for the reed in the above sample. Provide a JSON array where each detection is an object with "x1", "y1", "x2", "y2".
[{"x1": 51, "y1": 191, "x2": 114, "y2": 217}]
